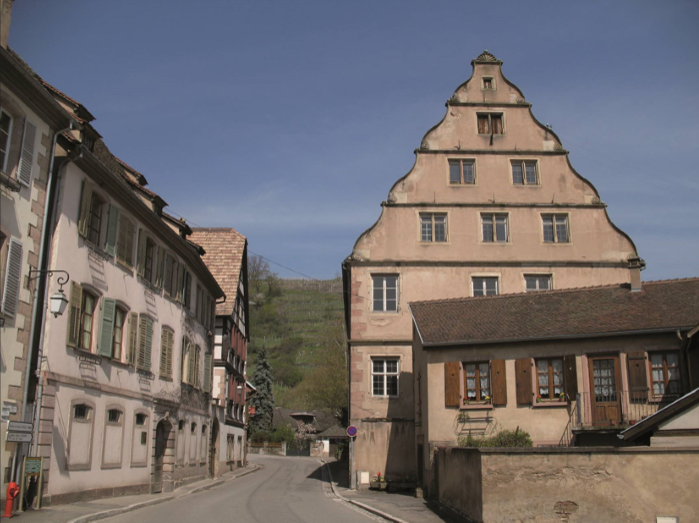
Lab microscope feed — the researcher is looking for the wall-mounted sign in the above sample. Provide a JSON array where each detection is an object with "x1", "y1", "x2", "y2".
[
  {"x1": 6, "y1": 433, "x2": 32, "y2": 443},
  {"x1": 7, "y1": 421, "x2": 32, "y2": 433}
]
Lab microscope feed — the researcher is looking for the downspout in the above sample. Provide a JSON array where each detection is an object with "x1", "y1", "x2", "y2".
[{"x1": 14, "y1": 123, "x2": 74, "y2": 480}]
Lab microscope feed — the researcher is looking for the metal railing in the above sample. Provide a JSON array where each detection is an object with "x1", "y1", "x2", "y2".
[{"x1": 573, "y1": 390, "x2": 675, "y2": 430}]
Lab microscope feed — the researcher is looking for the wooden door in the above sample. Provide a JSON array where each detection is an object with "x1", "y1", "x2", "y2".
[
  {"x1": 589, "y1": 356, "x2": 622, "y2": 427},
  {"x1": 153, "y1": 421, "x2": 167, "y2": 493}
]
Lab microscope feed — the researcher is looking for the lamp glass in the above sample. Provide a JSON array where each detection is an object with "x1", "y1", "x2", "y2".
[{"x1": 50, "y1": 291, "x2": 69, "y2": 317}]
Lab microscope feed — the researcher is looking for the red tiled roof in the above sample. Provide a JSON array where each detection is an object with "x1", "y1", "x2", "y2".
[
  {"x1": 189, "y1": 228, "x2": 247, "y2": 316},
  {"x1": 410, "y1": 278, "x2": 699, "y2": 347},
  {"x1": 40, "y1": 78, "x2": 80, "y2": 106}
]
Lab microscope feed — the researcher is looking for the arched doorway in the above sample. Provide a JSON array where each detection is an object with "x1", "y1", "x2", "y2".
[
  {"x1": 209, "y1": 418, "x2": 219, "y2": 477},
  {"x1": 153, "y1": 419, "x2": 172, "y2": 493}
]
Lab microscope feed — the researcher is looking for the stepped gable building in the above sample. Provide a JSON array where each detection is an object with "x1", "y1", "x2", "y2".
[
  {"x1": 189, "y1": 227, "x2": 250, "y2": 475},
  {"x1": 342, "y1": 50, "x2": 644, "y2": 486}
]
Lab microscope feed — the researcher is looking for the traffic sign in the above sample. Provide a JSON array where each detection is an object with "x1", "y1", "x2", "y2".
[
  {"x1": 7, "y1": 421, "x2": 32, "y2": 433},
  {"x1": 346, "y1": 425, "x2": 358, "y2": 437},
  {"x1": 6, "y1": 432, "x2": 32, "y2": 443}
]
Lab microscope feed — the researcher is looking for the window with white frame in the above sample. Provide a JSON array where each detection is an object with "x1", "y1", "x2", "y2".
[
  {"x1": 481, "y1": 214, "x2": 508, "y2": 243},
  {"x1": 542, "y1": 214, "x2": 569, "y2": 243},
  {"x1": 0, "y1": 110, "x2": 12, "y2": 172},
  {"x1": 472, "y1": 277, "x2": 498, "y2": 297},
  {"x1": 372, "y1": 275, "x2": 398, "y2": 312},
  {"x1": 511, "y1": 160, "x2": 539, "y2": 185},
  {"x1": 525, "y1": 274, "x2": 551, "y2": 292},
  {"x1": 420, "y1": 213, "x2": 447, "y2": 242},
  {"x1": 372, "y1": 358, "x2": 399, "y2": 397},
  {"x1": 448, "y1": 159, "x2": 475, "y2": 185}
]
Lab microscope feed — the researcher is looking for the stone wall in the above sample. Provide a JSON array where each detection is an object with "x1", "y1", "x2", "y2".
[
  {"x1": 434, "y1": 446, "x2": 699, "y2": 523},
  {"x1": 247, "y1": 442, "x2": 286, "y2": 456}
]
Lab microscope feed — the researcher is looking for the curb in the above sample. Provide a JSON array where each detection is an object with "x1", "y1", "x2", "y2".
[
  {"x1": 321, "y1": 461, "x2": 410, "y2": 523},
  {"x1": 68, "y1": 464, "x2": 261, "y2": 523}
]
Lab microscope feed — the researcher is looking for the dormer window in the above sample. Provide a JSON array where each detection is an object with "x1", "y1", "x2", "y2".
[
  {"x1": 477, "y1": 113, "x2": 503, "y2": 135},
  {"x1": 482, "y1": 77, "x2": 495, "y2": 90}
]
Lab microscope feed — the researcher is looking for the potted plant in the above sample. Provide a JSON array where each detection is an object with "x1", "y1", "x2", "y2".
[
  {"x1": 370, "y1": 472, "x2": 387, "y2": 490},
  {"x1": 559, "y1": 392, "x2": 566, "y2": 402}
]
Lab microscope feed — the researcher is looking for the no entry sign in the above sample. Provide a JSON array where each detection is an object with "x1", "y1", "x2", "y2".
[{"x1": 346, "y1": 425, "x2": 357, "y2": 437}]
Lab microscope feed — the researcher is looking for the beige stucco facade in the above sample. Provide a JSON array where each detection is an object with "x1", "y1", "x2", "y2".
[{"x1": 343, "y1": 51, "x2": 641, "y2": 486}]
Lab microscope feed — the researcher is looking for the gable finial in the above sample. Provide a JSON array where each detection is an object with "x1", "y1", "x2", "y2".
[{"x1": 475, "y1": 50, "x2": 498, "y2": 63}]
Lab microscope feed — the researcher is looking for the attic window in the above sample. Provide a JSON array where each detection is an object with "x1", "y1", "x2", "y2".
[
  {"x1": 477, "y1": 114, "x2": 503, "y2": 135},
  {"x1": 482, "y1": 77, "x2": 494, "y2": 90}
]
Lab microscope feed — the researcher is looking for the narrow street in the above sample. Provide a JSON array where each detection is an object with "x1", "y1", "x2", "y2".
[{"x1": 102, "y1": 456, "x2": 375, "y2": 523}]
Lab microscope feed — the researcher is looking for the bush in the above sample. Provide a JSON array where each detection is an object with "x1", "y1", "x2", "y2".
[
  {"x1": 250, "y1": 430, "x2": 269, "y2": 443},
  {"x1": 271, "y1": 424, "x2": 296, "y2": 445},
  {"x1": 458, "y1": 427, "x2": 533, "y2": 448}
]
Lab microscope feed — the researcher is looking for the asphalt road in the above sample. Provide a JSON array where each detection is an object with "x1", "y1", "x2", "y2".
[{"x1": 102, "y1": 455, "x2": 376, "y2": 523}]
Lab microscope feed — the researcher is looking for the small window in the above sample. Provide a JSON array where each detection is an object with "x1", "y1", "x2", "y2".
[
  {"x1": 87, "y1": 193, "x2": 105, "y2": 246},
  {"x1": 542, "y1": 214, "x2": 569, "y2": 243},
  {"x1": 482, "y1": 77, "x2": 494, "y2": 90},
  {"x1": 372, "y1": 358, "x2": 399, "y2": 397},
  {"x1": 191, "y1": 422, "x2": 196, "y2": 434},
  {"x1": 79, "y1": 291, "x2": 97, "y2": 351},
  {"x1": 525, "y1": 275, "x2": 552, "y2": 292},
  {"x1": 74, "y1": 404, "x2": 91, "y2": 421},
  {"x1": 420, "y1": 213, "x2": 447, "y2": 242},
  {"x1": 112, "y1": 306, "x2": 126, "y2": 360},
  {"x1": 481, "y1": 214, "x2": 508, "y2": 243},
  {"x1": 107, "y1": 409, "x2": 122, "y2": 424},
  {"x1": 464, "y1": 362, "x2": 490, "y2": 402},
  {"x1": 178, "y1": 420, "x2": 184, "y2": 431},
  {"x1": 649, "y1": 352, "x2": 681, "y2": 399},
  {"x1": 448, "y1": 159, "x2": 475, "y2": 185},
  {"x1": 0, "y1": 110, "x2": 12, "y2": 172},
  {"x1": 372, "y1": 275, "x2": 398, "y2": 313},
  {"x1": 135, "y1": 413, "x2": 147, "y2": 426},
  {"x1": 472, "y1": 277, "x2": 498, "y2": 297},
  {"x1": 477, "y1": 113, "x2": 503, "y2": 135},
  {"x1": 140, "y1": 432, "x2": 147, "y2": 445},
  {"x1": 512, "y1": 160, "x2": 539, "y2": 185},
  {"x1": 536, "y1": 359, "x2": 565, "y2": 400}
]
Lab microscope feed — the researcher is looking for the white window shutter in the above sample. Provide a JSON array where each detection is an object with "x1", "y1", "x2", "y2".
[
  {"x1": 1, "y1": 239, "x2": 23, "y2": 317},
  {"x1": 18, "y1": 119, "x2": 37, "y2": 187}
]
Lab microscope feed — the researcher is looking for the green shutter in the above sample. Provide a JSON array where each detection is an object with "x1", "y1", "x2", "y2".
[
  {"x1": 144, "y1": 317, "x2": 153, "y2": 370},
  {"x1": 97, "y1": 298, "x2": 116, "y2": 356},
  {"x1": 78, "y1": 180, "x2": 93, "y2": 239},
  {"x1": 155, "y1": 247, "x2": 165, "y2": 289},
  {"x1": 137, "y1": 315, "x2": 147, "y2": 369},
  {"x1": 136, "y1": 229, "x2": 147, "y2": 277},
  {"x1": 160, "y1": 328, "x2": 174, "y2": 378},
  {"x1": 203, "y1": 352, "x2": 212, "y2": 394},
  {"x1": 104, "y1": 206, "x2": 120, "y2": 256},
  {"x1": 128, "y1": 312, "x2": 138, "y2": 365},
  {"x1": 66, "y1": 281, "x2": 83, "y2": 348}
]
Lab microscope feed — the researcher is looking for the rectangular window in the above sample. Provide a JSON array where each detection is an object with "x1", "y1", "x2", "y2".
[
  {"x1": 88, "y1": 194, "x2": 104, "y2": 246},
  {"x1": 0, "y1": 110, "x2": 12, "y2": 172},
  {"x1": 420, "y1": 213, "x2": 447, "y2": 242},
  {"x1": 542, "y1": 214, "x2": 569, "y2": 243},
  {"x1": 183, "y1": 270, "x2": 192, "y2": 309},
  {"x1": 143, "y1": 238, "x2": 156, "y2": 283},
  {"x1": 448, "y1": 159, "x2": 475, "y2": 185},
  {"x1": 472, "y1": 277, "x2": 498, "y2": 297},
  {"x1": 536, "y1": 358, "x2": 565, "y2": 400},
  {"x1": 481, "y1": 214, "x2": 508, "y2": 243},
  {"x1": 482, "y1": 77, "x2": 494, "y2": 90},
  {"x1": 372, "y1": 275, "x2": 398, "y2": 312},
  {"x1": 116, "y1": 216, "x2": 135, "y2": 268},
  {"x1": 649, "y1": 352, "x2": 681, "y2": 398},
  {"x1": 464, "y1": 362, "x2": 490, "y2": 401},
  {"x1": 477, "y1": 113, "x2": 503, "y2": 135},
  {"x1": 80, "y1": 292, "x2": 97, "y2": 351},
  {"x1": 372, "y1": 358, "x2": 399, "y2": 397},
  {"x1": 112, "y1": 307, "x2": 125, "y2": 360},
  {"x1": 511, "y1": 160, "x2": 539, "y2": 185},
  {"x1": 163, "y1": 253, "x2": 179, "y2": 298},
  {"x1": 525, "y1": 274, "x2": 552, "y2": 292}
]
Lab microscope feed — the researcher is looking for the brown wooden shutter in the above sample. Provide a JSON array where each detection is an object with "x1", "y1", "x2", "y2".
[
  {"x1": 491, "y1": 359, "x2": 507, "y2": 406},
  {"x1": 515, "y1": 358, "x2": 533, "y2": 405},
  {"x1": 444, "y1": 361, "x2": 461, "y2": 408},
  {"x1": 627, "y1": 351, "x2": 648, "y2": 403},
  {"x1": 477, "y1": 115, "x2": 488, "y2": 134},
  {"x1": 563, "y1": 355, "x2": 578, "y2": 400},
  {"x1": 491, "y1": 115, "x2": 503, "y2": 134}
]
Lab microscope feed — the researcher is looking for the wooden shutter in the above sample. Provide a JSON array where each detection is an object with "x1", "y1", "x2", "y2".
[
  {"x1": 77, "y1": 180, "x2": 93, "y2": 239},
  {"x1": 627, "y1": 352, "x2": 648, "y2": 402},
  {"x1": 176, "y1": 264, "x2": 185, "y2": 302},
  {"x1": 104, "y1": 206, "x2": 120, "y2": 256},
  {"x1": 477, "y1": 115, "x2": 488, "y2": 134},
  {"x1": 144, "y1": 317, "x2": 153, "y2": 370},
  {"x1": 563, "y1": 355, "x2": 578, "y2": 400},
  {"x1": 491, "y1": 115, "x2": 503, "y2": 134},
  {"x1": 181, "y1": 337, "x2": 189, "y2": 383},
  {"x1": 97, "y1": 298, "x2": 116, "y2": 356},
  {"x1": 203, "y1": 352, "x2": 212, "y2": 393},
  {"x1": 163, "y1": 254, "x2": 173, "y2": 296},
  {"x1": 1, "y1": 239, "x2": 23, "y2": 317},
  {"x1": 17, "y1": 119, "x2": 37, "y2": 186},
  {"x1": 160, "y1": 328, "x2": 173, "y2": 378},
  {"x1": 136, "y1": 229, "x2": 147, "y2": 277},
  {"x1": 66, "y1": 281, "x2": 83, "y2": 347},
  {"x1": 515, "y1": 358, "x2": 533, "y2": 405},
  {"x1": 137, "y1": 315, "x2": 153, "y2": 370},
  {"x1": 117, "y1": 216, "x2": 135, "y2": 268},
  {"x1": 444, "y1": 361, "x2": 461, "y2": 408},
  {"x1": 155, "y1": 246, "x2": 165, "y2": 289},
  {"x1": 491, "y1": 359, "x2": 507, "y2": 406},
  {"x1": 127, "y1": 312, "x2": 138, "y2": 364}
]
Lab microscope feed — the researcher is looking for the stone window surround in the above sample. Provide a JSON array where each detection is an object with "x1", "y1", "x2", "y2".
[
  {"x1": 417, "y1": 210, "x2": 449, "y2": 244},
  {"x1": 370, "y1": 273, "x2": 399, "y2": 314},
  {"x1": 370, "y1": 356, "x2": 400, "y2": 399},
  {"x1": 447, "y1": 158, "x2": 477, "y2": 186},
  {"x1": 0, "y1": 93, "x2": 26, "y2": 180},
  {"x1": 540, "y1": 213, "x2": 571, "y2": 244},
  {"x1": 471, "y1": 273, "x2": 500, "y2": 297},
  {"x1": 479, "y1": 212, "x2": 510, "y2": 244},
  {"x1": 523, "y1": 273, "x2": 553, "y2": 293}
]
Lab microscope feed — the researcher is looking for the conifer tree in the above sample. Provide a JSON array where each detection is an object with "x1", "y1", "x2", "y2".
[{"x1": 250, "y1": 348, "x2": 274, "y2": 435}]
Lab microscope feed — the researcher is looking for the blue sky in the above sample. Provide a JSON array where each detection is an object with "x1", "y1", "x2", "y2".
[{"x1": 9, "y1": 0, "x2": 699, "y2": 279}]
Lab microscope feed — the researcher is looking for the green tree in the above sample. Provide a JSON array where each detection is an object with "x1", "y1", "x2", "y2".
[{"x1": 250, "y1": 348, "x2": 274, "y2": 434}]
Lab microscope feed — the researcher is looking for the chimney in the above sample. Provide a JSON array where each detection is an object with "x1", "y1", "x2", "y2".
[
  {"x1": 628, "y1": 256, "x2": 645, "y2": 292},
  {"x1": 1, "y1": 0, "x2": 13, "y2": 49}
]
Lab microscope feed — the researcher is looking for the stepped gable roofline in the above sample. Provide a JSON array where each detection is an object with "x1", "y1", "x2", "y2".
[
  {"x1": 410, "y1": 277, "x2": 699, "y2": 347},
  {"x1": 190, "y1": 227, "x2": 247, "y2": 317}
]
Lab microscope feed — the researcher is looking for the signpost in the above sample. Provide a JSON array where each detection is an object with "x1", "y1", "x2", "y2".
[
  {"x1": 7, "y1": 421, "x2": 32, "y2": 433},
  {"x1": 346, "y1": 425, "x2": 358, "y2": 438},
  {"x1": 6, "y1": 433, "x2": 32, "y2": 443}
]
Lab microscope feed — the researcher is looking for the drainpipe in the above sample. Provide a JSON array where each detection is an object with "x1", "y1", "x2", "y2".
[{"x1": 13, "y1": 122, "x2": 75, "y2": 481}]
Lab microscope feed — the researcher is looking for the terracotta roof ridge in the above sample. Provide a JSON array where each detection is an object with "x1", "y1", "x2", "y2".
[
  {"x1": 122, "y1": 174, "x2": 159, "y2": 199},
  {"x1": 190, "y1": 227, "x2": 246, "y2": 239},
  {"x1": 39, "y1": 78, "x2": 80, "y2": 107}
]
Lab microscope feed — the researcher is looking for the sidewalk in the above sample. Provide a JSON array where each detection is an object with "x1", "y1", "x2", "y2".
[
  {"x1": 324, "y1": 460, "x2": 457, "y2": 523},
  {"x1": 5, "y1": 464, "x2": 260, "y2": 523}
]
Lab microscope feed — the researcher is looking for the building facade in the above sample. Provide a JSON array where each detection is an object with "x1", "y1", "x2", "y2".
[
  {"x1": 342, "y1": 51, "x2": 643, "y2": 486},
  {"x1": 189, "y1": 228, "x2": 250, "y2": 476}
]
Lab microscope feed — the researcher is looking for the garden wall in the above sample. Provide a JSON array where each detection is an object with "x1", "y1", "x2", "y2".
[{"x1": 247, "y1": 442, "x2": 286, "y2": 456}]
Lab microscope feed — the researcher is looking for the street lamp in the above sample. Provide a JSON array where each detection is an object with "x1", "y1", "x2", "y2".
[{"x1": 28, "y1": 269, "x2": 70, "y2": 317}]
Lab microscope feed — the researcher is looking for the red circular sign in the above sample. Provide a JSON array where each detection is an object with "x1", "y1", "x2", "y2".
[{"x1": 346, "y1": 425, "x2": 358, "y2": 437}]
